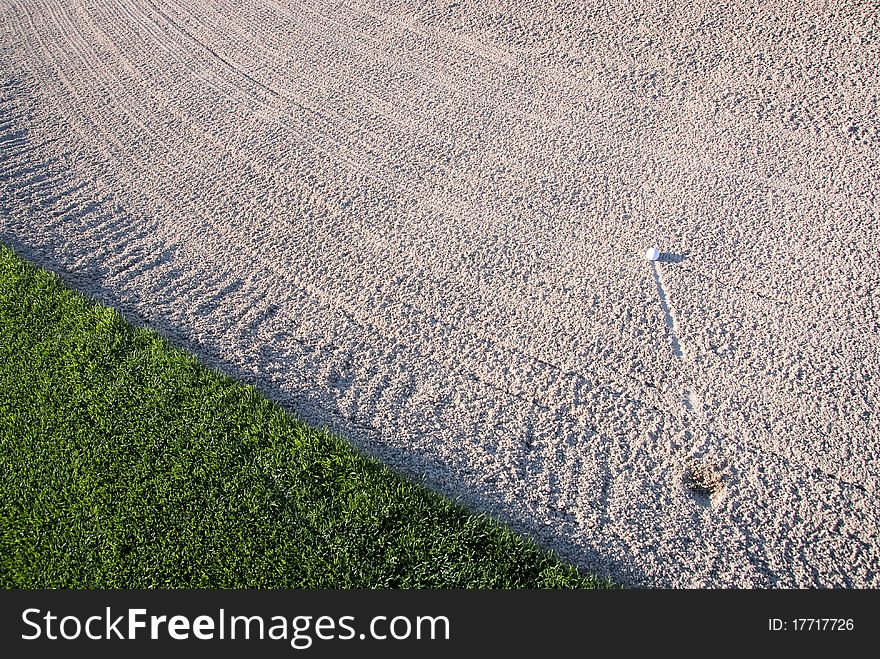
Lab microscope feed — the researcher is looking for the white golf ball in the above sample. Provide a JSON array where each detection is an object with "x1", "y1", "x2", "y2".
[{"x1": 644, "y1": 246, "x2": 660, "y2": 261}]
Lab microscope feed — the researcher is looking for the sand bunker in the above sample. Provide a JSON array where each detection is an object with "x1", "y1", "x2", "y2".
[{"x1": 2, "y1": 1, "x2": 878, "y2": 586}]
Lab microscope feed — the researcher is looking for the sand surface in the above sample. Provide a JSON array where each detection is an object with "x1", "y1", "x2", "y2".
[{"x1": 2, "y1": 1, "x2": 878, "y2": 587}]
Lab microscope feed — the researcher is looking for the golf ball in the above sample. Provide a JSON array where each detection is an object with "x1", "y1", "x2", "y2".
[{"x1": 645, "y1": 246, "x2": 660, "y2": 261}]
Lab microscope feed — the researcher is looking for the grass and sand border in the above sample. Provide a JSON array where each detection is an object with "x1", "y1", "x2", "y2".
[{"x1": 0, "y1": 243, "x2": 609, "y2": 588}]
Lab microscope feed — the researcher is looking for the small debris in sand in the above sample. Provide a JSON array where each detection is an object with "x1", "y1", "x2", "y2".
[{"x1": 686, "y1": 461, "x2": 725, "y2": 502}]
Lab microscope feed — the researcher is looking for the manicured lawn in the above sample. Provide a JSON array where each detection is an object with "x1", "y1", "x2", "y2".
[{"x1": 0, "y1": 244, "x2": 608, "y2": 588}]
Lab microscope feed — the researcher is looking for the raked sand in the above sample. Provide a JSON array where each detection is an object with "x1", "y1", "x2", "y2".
[{"x1": 1, "y1": 1, "x2": 878, "y2": 587}]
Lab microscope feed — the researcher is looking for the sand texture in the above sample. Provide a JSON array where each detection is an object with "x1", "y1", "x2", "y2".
[{"x1": 2, "y1": 1, "x2": 878, "y2": 587}]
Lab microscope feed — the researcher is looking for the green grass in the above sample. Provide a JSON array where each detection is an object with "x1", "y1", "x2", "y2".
[{"x1": 0, "y1": 244, "x2": 608, "y2": 588}]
